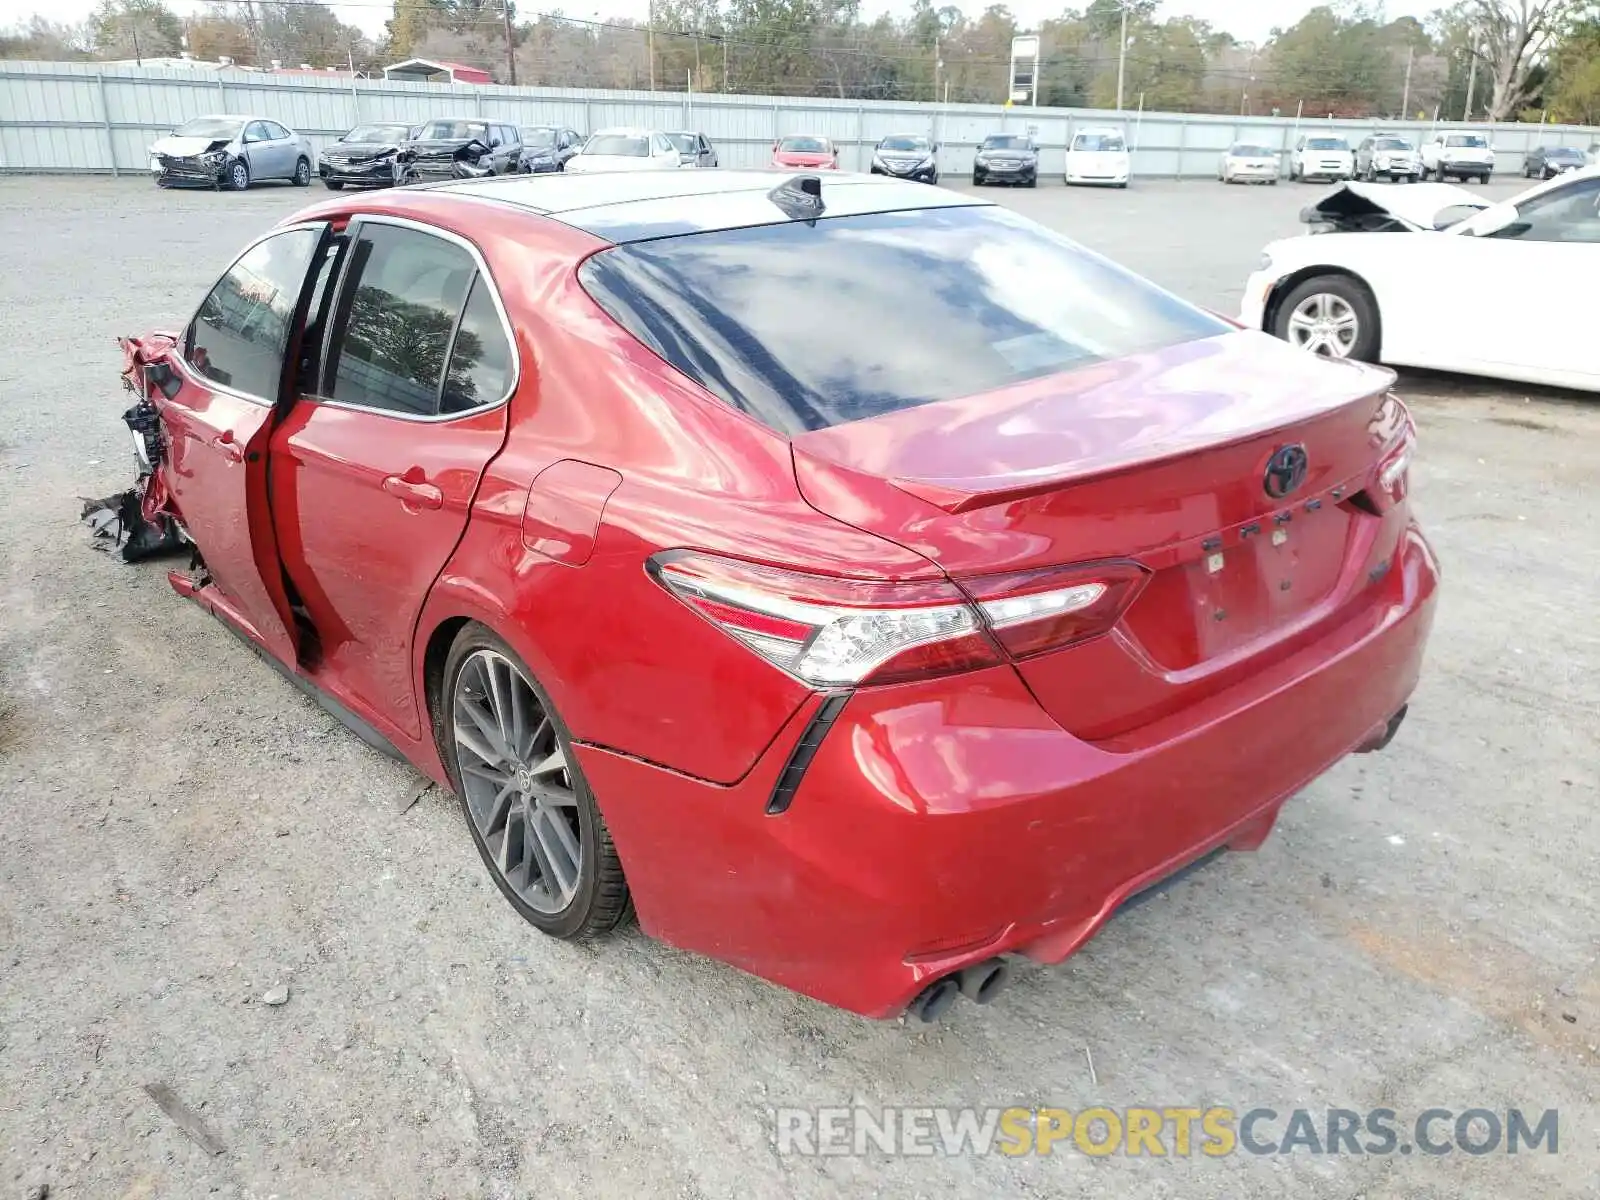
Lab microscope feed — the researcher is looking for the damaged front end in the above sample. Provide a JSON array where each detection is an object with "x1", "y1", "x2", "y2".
[
  {"x1": 1300, "y1": 180, "x2": 1489, "y2": 234},
  {"x1": 81, "y1": 335, "x2": 187, "y2": 563},
  {"x1": 151, "y1": 139, "x2": 232, "y2": 189}
]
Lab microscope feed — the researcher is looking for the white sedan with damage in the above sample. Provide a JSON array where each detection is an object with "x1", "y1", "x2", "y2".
[{"x1": 1241, "y1": 170, "x2": 1600, "y2": 392}]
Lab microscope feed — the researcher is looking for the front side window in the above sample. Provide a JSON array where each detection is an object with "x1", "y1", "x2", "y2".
[
  {"x1": 667, "y1": 133, "x2": 697, "y2": 153},
  {"x1": 1492, "y1": 179, "x2": 1600, "y2": 243},
  {"x1": 325, "y1": 224, "x2": 481, "y2": 416},
  {"x1": 187, "y1": 227, "x2": 322, "y2": 399},
  {"x1": 580, "y1": 205, "x2": 1226, "y2": 435}
]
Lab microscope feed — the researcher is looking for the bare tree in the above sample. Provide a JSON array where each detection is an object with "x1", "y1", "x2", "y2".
[{"x1": 1457, "y1": 0, "x2": 1584, "y2": 119}]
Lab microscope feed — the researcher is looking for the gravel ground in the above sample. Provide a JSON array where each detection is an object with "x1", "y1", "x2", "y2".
[{"x1": 1, "y1": 174, "x2": 1597, "y2": 1200}]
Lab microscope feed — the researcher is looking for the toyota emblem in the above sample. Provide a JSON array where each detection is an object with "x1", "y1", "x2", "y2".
[{"x1": 1264, "y1": 444, "x2": 1309, "y2": 498}]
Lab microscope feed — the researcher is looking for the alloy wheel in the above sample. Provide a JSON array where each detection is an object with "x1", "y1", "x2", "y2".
[
  {"x1": 294, "y1": 158, "x2": 311, "y2": 186},
  {"x1": 451, "y1": 648, "x2": 583, "y2": 915},
  {"x1": 230, "y1": 162, "x2": 249, "y2": 190},
  {"x1": 1286, "y1": 292, "x2": 1359, "y2": 357}
]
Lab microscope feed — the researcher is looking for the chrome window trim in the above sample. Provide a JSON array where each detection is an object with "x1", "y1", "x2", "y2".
[{"x1": 311, "y1": 213, "x2": 521, "y2": 424}]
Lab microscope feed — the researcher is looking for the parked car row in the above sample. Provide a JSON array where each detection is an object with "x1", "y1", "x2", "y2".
[{"x1": 150, "y1": 114, "x2": 724, "y2": 191}]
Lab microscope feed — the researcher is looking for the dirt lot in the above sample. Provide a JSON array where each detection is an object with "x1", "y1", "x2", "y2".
[{"x1": 1, "y1": 174, "x2": 1596, "y2": 1200}]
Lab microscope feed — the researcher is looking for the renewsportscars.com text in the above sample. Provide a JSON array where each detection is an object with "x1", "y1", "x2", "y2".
[{"x1": 772, "y1": 1106, "x2": 1559, "y2": 1158}]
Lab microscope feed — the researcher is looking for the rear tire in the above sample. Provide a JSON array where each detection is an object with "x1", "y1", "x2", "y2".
[
  {"x1": 439, "y1": 624, "x2": 632, "y2": 941},
  {"x1": 292, "y1": 157, "x2": 311, "y2": 187},
  {"x1": 322, "y1": 179, "x2": 344, "y2": 190}
]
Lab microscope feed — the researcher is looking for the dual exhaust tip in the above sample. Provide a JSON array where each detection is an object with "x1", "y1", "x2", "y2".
[{"x1": 907, "y1": 958, "x2": 1011, "y2": 1023}]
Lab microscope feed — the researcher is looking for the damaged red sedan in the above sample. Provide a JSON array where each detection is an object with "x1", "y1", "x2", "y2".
[{"x1": 92, "y1": 171, "x2": 1438, "y2": 1020}]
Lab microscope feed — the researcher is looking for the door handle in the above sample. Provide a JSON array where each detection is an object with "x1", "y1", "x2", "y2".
[
  {"x1": 210, "y1": 432, "x2": 245, "y2": 462},
  {"x1": 382, "y1": 472, "x2": 443, "y2": 510}
]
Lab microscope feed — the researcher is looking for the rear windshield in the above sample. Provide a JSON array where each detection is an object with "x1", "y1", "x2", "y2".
[
  {"x1": 1074, "y1": 133, "x2": 1125, "y2": 151},
  {"x1": 779, "y1": 136, "x2": 829, "y2": 153},
  {"x1": 982, "y1": 135, "x2": 1029, "y2": 149},
  {"x1": 1306, "y1": 137, "x2": 1348, "y2": 150},
  {"x1": 418, "y1": 119, "x2": 486, "y2": 140},
  {"x1": 1446, "y1": 134, "x2": 1488, "y2": 147},
  {"x1": 343, "y1": 124, "x2": 409, "y2": 143},
  {"x1": 587, "y1": 134, "x2": 649, "y2": 156},
  {"x1": 580, "y1": 205, "x2": 1227, "y2": 435}
]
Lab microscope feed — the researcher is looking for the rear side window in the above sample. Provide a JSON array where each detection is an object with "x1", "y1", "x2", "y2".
[
  {"x1": 442, "y1": 277, "x2": 514, "y2": 412},
  {"x1": 324, "y1": 223, "x2": 508, "y2": 416},
  {"x1": 580, "y1": 205, "x2": 1227, "y2": 434},
  {"x1": 187, "y1": 227, "x2": 322, "y2": 400}
]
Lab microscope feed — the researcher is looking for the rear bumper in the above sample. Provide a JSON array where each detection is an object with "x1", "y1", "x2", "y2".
[{"x1": 578, "y1": 522, "x2": 1440, "y2": 1017}]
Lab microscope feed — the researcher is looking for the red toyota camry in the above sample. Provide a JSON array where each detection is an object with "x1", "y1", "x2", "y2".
[{"x1": 95, "y1": 170, "x2": 1438, "y2": 1021}]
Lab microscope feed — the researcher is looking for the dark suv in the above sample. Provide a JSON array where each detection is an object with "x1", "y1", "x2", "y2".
[
  {"x1": 408, "y1": 118, "x2": 523, "y2": 181},
  {"x1": 973, "y1": 134, "x2": 1039, "y2": 187}
]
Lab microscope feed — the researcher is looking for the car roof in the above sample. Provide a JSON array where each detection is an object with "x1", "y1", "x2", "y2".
[
  {"x1": 428, "y1": 169, "x2": 987, "y2": 244},
  {"x1": 1073, "y1": 126, "x2": 1125, "y2": 136}
]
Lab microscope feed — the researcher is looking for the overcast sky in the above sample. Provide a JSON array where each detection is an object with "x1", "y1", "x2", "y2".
[{"x1": 0, "y1": 0, "x2": 1433, "y2": 48}]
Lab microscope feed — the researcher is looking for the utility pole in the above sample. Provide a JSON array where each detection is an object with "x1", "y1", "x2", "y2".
[
  {"x1": 1115, "y1": 2, "x2": 1128, "y2": 111},
  {"x1": 1400, "y1": 43, "x2": 1413, "y2": 119},
  {"x1": 129, "y1": 19, "x2": 143, "y2": 67},
  {"x1": 1462, "y1": 42, "x2": 1477, "y2": 122},
  {"x1": 502, "y1": 1, "x2": 516, "y2": 85},
  {"x1": 648, "y1": 0, "x2": 655, "y2": 91}
]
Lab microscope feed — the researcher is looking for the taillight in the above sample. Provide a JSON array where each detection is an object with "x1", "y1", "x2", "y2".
[
  {"x1": 649, "y1": 551, "x2": 1146, "y2": 686},
  {"x1": 960, "y1": 562, "x2": 1149, "y2": 659},
  {"x1": 1372, "y1": 404, "x2": 1417, "y2": 508}
]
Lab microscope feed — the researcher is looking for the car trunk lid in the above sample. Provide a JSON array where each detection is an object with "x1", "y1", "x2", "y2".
[{"x1": 791, "y1": 331, "x2": 1405, "y2": 738}]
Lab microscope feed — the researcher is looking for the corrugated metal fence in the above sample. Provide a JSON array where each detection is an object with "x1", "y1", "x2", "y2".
[{"x1": 3, "y1": 59, "x2": 1597, "y2": 179}]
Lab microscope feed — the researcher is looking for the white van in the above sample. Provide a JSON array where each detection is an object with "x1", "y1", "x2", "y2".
[
  {"x1": 1289, "y1": 135, "x2": 1355, "y2": 182},
  {"x1": 1064, "y1": 127, "x2": 1130, "y2": 188}
]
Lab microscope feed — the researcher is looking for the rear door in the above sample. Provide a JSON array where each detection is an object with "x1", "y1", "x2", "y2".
[
  {"x1": 157, "y1": 223, "x2": 328, "y2": 662},
  {"x1": 268, "y1": 217, "x2": 518, "y2": 738}
]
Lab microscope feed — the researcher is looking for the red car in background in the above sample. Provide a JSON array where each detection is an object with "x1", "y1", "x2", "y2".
[
  {"x1": 94, "y1": 170, "x2": 1438, "y2": 1021},
  {"x1": 771, "y1": 135, "x2": 838, "y2": 169}
]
